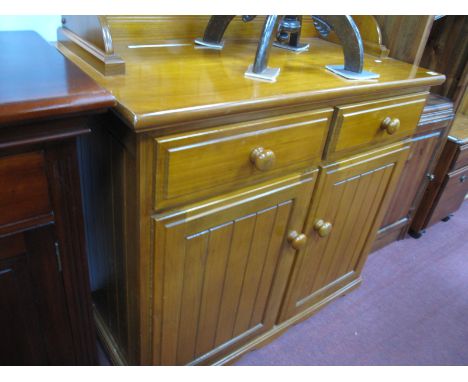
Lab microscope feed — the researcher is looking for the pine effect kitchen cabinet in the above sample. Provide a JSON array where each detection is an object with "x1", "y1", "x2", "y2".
[{"x1": 57, "y1": 16, "x2": 445, "y2": 365}]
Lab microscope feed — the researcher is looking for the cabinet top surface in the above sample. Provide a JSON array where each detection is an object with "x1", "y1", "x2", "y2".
[
  {"x1": 449, "y1": 114, "x2": 468, "y2": 144},
  {"x1": 0, "y1": 31, "x2": 115, "y2": 126},
  {"x1": 60, "y1": 36, "x2": 445, "y2": 131}
]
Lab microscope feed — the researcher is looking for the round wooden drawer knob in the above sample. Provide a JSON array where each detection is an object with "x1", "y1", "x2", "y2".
[
  {"x1": 313, "y1": 219, "x2": 333, "y2": 238},
  {"x1": 287, "y1": 230, "x2": 307, "y2": 250},
  {"x1": 381, "y1": 117, "x2": 400, "y2": 135},
  {"x1": 250, "y1": 147, "x2": 276, "y2": 171}
]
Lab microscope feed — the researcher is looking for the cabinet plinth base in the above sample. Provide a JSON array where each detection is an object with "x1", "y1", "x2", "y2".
[{"x1": 94, "y1": 276, "x2": 362, "y2": 365}]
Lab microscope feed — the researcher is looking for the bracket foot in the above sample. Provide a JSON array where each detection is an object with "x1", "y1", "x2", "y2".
[
  {"x1": 272, "y1": 41, "x2": 309, "y2": 52},
  {"x1": 244, "y1": 64, "x2": 280, "y2": 82},
  {"x1": 194, "y1": 38, "x2": 224, "y2": 50},
  {"x1": 326, "y1": 65, "x2": 379, "y2": 80}
]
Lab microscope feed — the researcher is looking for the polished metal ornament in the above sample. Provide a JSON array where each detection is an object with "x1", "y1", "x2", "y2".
[
  {"x1": 311, "y1": 16, "x2": 379, "y2": 80},
  {"x1": 194, "y1": 15, "x2": 379, "y2": 82},
  {"x1": 273, "y1": 16, "x2": 310, "y2": 52}
]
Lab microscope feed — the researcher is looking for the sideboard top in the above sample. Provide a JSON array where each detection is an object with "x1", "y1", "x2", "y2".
[
  {"x1": 0, "y1": 31, "x2": 115, "y2": 126},
  {"x1": 58, "y1": 29, "x2": 445, "y2": 131},
  {"x1": 449, "y1": 114, "x2": 468, "y2": 144}
]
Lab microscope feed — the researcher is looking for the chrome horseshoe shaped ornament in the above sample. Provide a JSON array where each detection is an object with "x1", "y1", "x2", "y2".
[
  {"x1": 194, "y1": 15, "x2": 379, "y2": 82},
  {"x1": 311, "y1": 15, "x2": 379, "y2": 80}
]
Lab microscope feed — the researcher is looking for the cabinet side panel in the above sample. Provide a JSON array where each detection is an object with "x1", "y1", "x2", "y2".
[{"x1": 77, "y1": 123, "x2": 134, "y2": 362}]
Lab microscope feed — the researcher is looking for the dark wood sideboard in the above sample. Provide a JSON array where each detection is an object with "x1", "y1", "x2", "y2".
[
  {"x1": 372, "y1": 94, "x2": 454, "y2": 250},
  {"x1": 410, "y1": 113, "x2": 468, "y2": 236},
  {"x1": 0, "y1": 31, "x2": 114, "y2": 365}
]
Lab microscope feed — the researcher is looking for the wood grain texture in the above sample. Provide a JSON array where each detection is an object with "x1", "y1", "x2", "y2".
[
  {"x1": 0, "y1": 151, "x2": 51, "y2": 231},
  {"x1": 0, "y1": 31, "x2": 114, "y2": 126},
  {"x1": 151, "y1": 172, "x2": 316, "y2": 365},
  {"x1": 321, "y1": 16, "x2": 389, "y2": 58},
  {"x1": 427, "y1": 165, "x2": 468, "y2": 225},
  {"x1": 410, "y1": 101, "x2": 465, "y2": 235},
  {"x1": 0, "y1": 117, "x2": 90, "y2": 151},
  {"x1": 326, "y1": 93, "x2": 427, "y2": 159},
  {"x1": 419, "y1": 16, "x2": 467, "y2": 111},
  {"x1": 280, "y1": 142, "x2": 409, "y2": 321},
  {"x1": 58, "y1": 26, "x2": 444, "y2": 131},
  {"x1": 58, "y1": 20, "x2": 126, "y2": 76},
  {"x1": 44, "y1": 139, "x2": 98, "y2": 365},
  {"x1": 449, "y1": 114, "x2": 468, "y2": 145},
  {"x1": 0, "y1": 31, "x2": 113, "y2": 365},
  {"x1": 375, "y1": 16, "x2": 434, "y2": 67},
  {"x1": 453, "y1": 143, "x2": 468, "y2": 170},
  {"x1": 77, "y1": 125, "x2": 131, "y2": 361},
  {"x1": 380, "y1": 132, "x2": 441, "y2": 227},
  {"x1": 68, "y1": 17, "x2": 448, "y2": 366},
  {"x1": 411, "y1": 112, "x2": 468, "y2": 232},
  {"x1": 418, "y1": 94, "x2": 455, "y2": 132},
  {"x1": 410, "y1": 139, "x2": 459, "y2": 233},
  {"x1": 371, "y1": 218, "x2": 408, "y2": 252},
  {"x1": 371, "y1": 94, "x2": 454, "y2": 249},
  {"x1": 106, "y1": 16, "x2": 320, "y2": 45},
  {"x1": 154, "y1": 108, "x2": 332, "y2": 209},
  {"x1": 0, "y1": 226, "x2": 75, "y2": 365}
]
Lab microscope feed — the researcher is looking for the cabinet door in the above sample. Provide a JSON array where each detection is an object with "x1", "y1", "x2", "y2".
[
  {"x1": 372, "y1": 132, "x2": 442, "y2": 250},
  {"x1": 151, "y1": 173, "x2": 316, "y2": 365},
  {"x1": 279, "y1": 143, "x2": 409, "y2": 321},
  {"x1": 380, "y1": 131, "x2": 441, "y2": 228},
  {"x1": 0, "y1": 225, "x2": 75, "y2": 365},
  {"x1": 427, "y1": 165, "x2": 468, "y2": 225}
]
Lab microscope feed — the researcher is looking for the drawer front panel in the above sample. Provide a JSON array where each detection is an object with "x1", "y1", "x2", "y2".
[
  {"x1": 454, "y1": 144, "x2": 468, "y2": 171},
  {"x1": 327, "y1": 93, "x2": 428, "y2": 159},
  {"x1": 0, "y1": 151, "x2": 51, "y2": 228},
  {"x1": 429, "y1": 165, "x2": 468, "y2": 225},
  {"x1": 155, "y1": 109, "x2": 332, "y2": 209}
]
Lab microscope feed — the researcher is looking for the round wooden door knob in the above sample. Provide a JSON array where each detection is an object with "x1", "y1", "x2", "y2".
[
  {"x1": 313, "y1": 219, "x2": 333, "y2": 238},
  {"x1": 381, "y1": 117, "x2": 400, "y2": 135},
  {"x1": 287, "y1": 230, "x2": 307, "y2": 250},
  {"x1": 250, "y1": 147, "x2": 276, "y2": 171}
]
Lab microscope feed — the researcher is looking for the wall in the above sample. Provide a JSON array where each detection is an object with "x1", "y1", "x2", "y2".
[{"x1": 0, "y1": 15, "x2": 61, "y2": 41}]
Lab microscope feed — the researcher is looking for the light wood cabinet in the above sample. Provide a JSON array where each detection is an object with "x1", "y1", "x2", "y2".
[
  {"x1": 154, "y1": 109, "x2": 332, "y2": 209},
  {"x1": 326, "y1": 93, "x2": 427, "y2": 160},
  {"x1": 279, "y1": 143, "x2": 409, "y2": 321},
  {"x1": 152, "y1": 173, "x2": 316, "y2": 365},
  {"x1": 59, "y1": 16, "x2": 445, "y2": 365}
]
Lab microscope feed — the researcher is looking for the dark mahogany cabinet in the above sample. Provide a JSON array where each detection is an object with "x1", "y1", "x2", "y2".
[
  {"x1": 0, "y1": 31, "x2": 114, "y2": 365},
  {"x1": 0, "y1": 225, "x2": 75, "y2": 365},
  {"x1": 371, "y1": 94, "x2": 454, "y2": 251}
]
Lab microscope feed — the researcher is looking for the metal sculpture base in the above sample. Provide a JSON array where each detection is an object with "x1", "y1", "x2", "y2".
[
  {"x1": 272, "y1": 41, "x2": 309, "y2": 52},
  {"x1": 245, "y1": 64, "x2": 280, "y2": 82},
  {"x1": 326, "y1": 65, "x2": 379, "y2": 80},
  {"x1": 194, "y1": 37, "x2": 224, "y2": 50}
]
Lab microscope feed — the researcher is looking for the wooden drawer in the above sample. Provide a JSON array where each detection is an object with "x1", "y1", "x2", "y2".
[
  {"x1": 428, "y1": 165, "x2": 468, "y2": 226},
  {"x1": 0, "y1": 151, "x2": 52, "y2": 230},
  {"x1": 453, "y1": 143, "x2": 468, "y2": 171},
  {"x1": 154, "y1": 108, "x2": 332, "y2": 209},
  {"x1": 326, "y1": 93, "x2": 428, "y2": 159}
]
